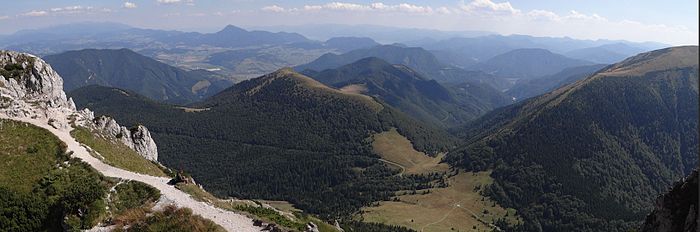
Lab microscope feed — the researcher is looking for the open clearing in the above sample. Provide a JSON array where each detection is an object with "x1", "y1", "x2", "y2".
[
  {"x1": 362, "y1": 171, "x2": 520, "y2": 232},
  {"x1": 368, "y1": 128, "x2": 520, "y2": 231},
  {"x1": 339, "y1": 84, "x2": 369, "y2": 94},
  {"x1": 372, "y1": 128, "x2": 450, "y2": 175}
]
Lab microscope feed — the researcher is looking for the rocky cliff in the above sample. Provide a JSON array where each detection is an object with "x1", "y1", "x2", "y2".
[
  {"x1": 642, "y1": 169, "x2": 699, "y2": 232},
  {"x1": 0, "y1": 50, "x2": 158, "y2": 161}
]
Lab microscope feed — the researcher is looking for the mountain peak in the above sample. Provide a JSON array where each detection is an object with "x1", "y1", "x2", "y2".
[{"x1": 218, "y1": 24, "x2": 247, "y2": 34}]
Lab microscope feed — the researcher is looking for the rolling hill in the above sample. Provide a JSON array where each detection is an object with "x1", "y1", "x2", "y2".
[
  {"x1": 296, "y1": 44, "x2": 512, "y2": 90},
  {"x1": 69, "y1": 68, "x2": 456, "y2": 219},
  {"x1": 565, "y1": 43, "x2": 650, "y2": 64},
  {"x1": 470, "y1": 48, "x2": 594, "y2": 79},
  {"x1": 506, "y1": 64, "x2": 607, "y2": 100},
  {"x1": 44, "y1": 48, "x2": 233, "y2": 104},
  {"x1": 306, "y1": 57, "x2": 511, "y2": 127},
  {"x1": 447, "y1": 46, "x2": 699, "y2": 231}
]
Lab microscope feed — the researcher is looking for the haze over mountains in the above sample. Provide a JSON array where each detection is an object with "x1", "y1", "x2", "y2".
[
  {"x1": 305, "y1": 57, "x2": 511, "y2": 127},
  {"x1": 1, "y1": 19, "x2": 697, "y2": 232},
  {"x1": 44, "y1": 48, "x2": 233, "y2": 104}
]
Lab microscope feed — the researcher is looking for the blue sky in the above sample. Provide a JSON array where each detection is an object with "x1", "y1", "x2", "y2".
[{"x1": 0, "y1": 0, "x2": 697, "y2": 45}]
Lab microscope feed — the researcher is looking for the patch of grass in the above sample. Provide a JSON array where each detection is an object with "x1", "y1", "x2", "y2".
[
  {"x1": 0, "y1": 119, "x2": 68, "y2": 193},
  {"x1": 361, "y1": 171, "x2": 521, "y2": 232},
  {"x1": 71, "y1": 126, "x2": 167, "y2": 177},
  {"x1": 176, "y1": 183, "x2": 339, "y2": 232},
  {"x1": 113, "y1": 204, "x2": 226, "y2": 232},
  {"x1": 109, "y1": 180, "x2": 161, "y2": 215},
  {"x1": 372, "y1": 128, "x2": 450, "y2": 175}
]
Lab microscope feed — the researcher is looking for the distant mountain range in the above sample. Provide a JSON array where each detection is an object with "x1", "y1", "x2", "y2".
[
  {"x1": 469, "y1": 48, "x2": 595, "y2": 79},
  {"x1": 416, "y1": 34, "x2": 665, "y2": 67},
  {"x1": 565, "y1": 43, "x2": 650, "y2": 64},
  {"x1": 507, "y1": 64, "x2": 608, "y2": 100},
  {"x1": 44, "y1": 48, "x2": 233, "y2": 104},
  {"x1": 296, "y1": 44, "x2": 513, "y2": 91},
  {"x1": 447, "y1": 46, "x2": 699, "y2": 231},
  {"x1": 305, "y1": 57, "x2": 511, "y2": 127}
]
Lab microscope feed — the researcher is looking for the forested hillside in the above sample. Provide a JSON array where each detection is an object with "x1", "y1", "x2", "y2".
[
  {"x1": 44, "y1": 48, "x2": 232, "y2": 104},
  {"x1": 446, "y1": 46, "x2": 699, "y2": 231},
  {"x1": 70, "y1": 69, "x2": 456, "y2": 218},
  {"x1": 306, "y1": 57, "x2": 511, "y2": 127}
]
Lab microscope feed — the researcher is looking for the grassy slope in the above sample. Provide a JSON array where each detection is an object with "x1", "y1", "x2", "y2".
[
  {"x1": 366, "y1": 128, "x2": 519, "y2": 231},
  {"x1": 371, "y1": 128, "x2": 450, "y2": 174},
  {"x1": 0, "y1": 119, "x2": 66, "y2": 193},
  {"x1": 71, "y1": 126, "x2": 167, "y2": 177},
  {"x1": 176, "y1": 182, "x2": 339, "y2": 232},
  {"x1": 362, "y1": 172, "x2": 520, "y2": 232},
  {"x1": 0, "y1": 119, "x2": 224, "y2": 230}
]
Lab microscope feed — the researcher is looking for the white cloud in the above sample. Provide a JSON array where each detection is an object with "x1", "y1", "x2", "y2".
[
  {"x1": 157, "y1": 0, "x2": 194, "y2": 5},
  {"x1": 262, "y1": 2, "x2": 434, "y2": 14},
  {"x1": 50, "y1": 5, "x2": 93, "y2": 13},
  {"x1": 0, "y1": 15, "x2": 8, "y2": 20},
  {"x1": 22, "y1": 10, "x2": 48, "y2": 17},
  {"x1": 257, "y1": 0, "x2": 695, "y2": 45},
  {"x1": 261, "y1": 5, "x2": 286, "y2": 13},
  {"x1": 459, "y1": 0, "x2": 519, "y2": 14},
  {"x1": 124, "y1": 2, "x2": 137, "y2": 9},
  {"x1": 20, "y1": 5, "x2": 112, "y2": 17}
]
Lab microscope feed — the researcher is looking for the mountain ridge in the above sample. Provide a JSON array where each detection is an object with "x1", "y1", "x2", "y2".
[{"x1": 447, "y1": 46, "x2": 699, "y2": 231}]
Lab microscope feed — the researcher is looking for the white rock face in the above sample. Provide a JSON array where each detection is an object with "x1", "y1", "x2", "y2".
[{"x1": 0, "y1": 50, "x2": 158, "y2": 161}]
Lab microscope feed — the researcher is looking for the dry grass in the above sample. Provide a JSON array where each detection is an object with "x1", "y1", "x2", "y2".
[
  {"x1": 362, "y1": 171, "x2": 520, "y2": 232},
  {"x1": 71, "y1": 126, "x2": 167, "y2": 177},
  {"x1": 339, "y1": 84, "x2": 369, "y2": 94},
  {"x1": 372, "y1": 128, "x2": 450, "y2": 175},
  {"x1": 175, "y1": 182, "x2": 339, "y2": 232}
]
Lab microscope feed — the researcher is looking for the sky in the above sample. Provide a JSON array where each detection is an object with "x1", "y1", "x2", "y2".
[{"x1": 0, "y1": 0, "x2": 697, "y2": 45}]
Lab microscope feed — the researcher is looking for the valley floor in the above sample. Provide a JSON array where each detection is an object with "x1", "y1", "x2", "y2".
[{"x1": 0, "y1": 114, "x2": 259, "y2": 232}]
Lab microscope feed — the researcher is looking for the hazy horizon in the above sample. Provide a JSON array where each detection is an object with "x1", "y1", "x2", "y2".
[{"x1": 0, "y1": 0, "x2": 697, "y2": 45}]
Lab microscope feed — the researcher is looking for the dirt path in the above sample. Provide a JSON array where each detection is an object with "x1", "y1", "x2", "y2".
[
  {"x1": 378, "y1": 158, "x2": 406, "y2": 177},
  {"x1": 2, "y1": 115, "x2": 259, "y2": 232}
]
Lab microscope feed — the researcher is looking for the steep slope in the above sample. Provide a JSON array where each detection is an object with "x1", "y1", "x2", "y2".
[
  {"x1": 307, "y1": 57, "x2": 511, "y2": 127},
  {"x1": 447, "y1": 46, "x2": 699, "y2": 231},
  {"x1": 296, "y1": 44, "x2": 512, "y2": 90},
  {"x1": 0, "y1": 50, "x2": 257, "y2": 231},
  {"x1": 507, "y1": 64, "x2": 607, "y2": 100},
  {"x1": 565, "y1": 43, "x2": 649, "y2": 64},
  {"x1": 470, "y1": 48, "x2": 594, "y2": 79},
  {"x1": 70, "y1": 68, "x2": 456, "y2": 218},
  {"x1": 641, "y1": 169, "x2": 698, "y2": 232},
  {"x1": 43, "y1": 48, "x2": 232, "y2": 104}
]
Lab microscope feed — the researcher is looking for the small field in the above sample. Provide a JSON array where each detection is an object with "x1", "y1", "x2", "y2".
[
  {"x1": 71, "y1": 126, "x2": 167, "y2": 177},
  {"x1": 339, "y1": 84, "x2": 369, "y2": 94},
  {"x1": 367, "y1": 128, "x2": 520, "y2": 231},
  {"x1": 362, "y1": 172, "x2": 520, "y2": 232},
  {"x1": 372, "y1": 128, "x2": 450, "y2": 175},
  {"x1": 0, "y1": 119, "x2": 66, "y2": 193}
]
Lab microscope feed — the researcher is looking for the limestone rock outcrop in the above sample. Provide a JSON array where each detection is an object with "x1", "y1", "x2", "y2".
[
  {"x1": 641, "y1": 169, "x2": 699, "y2": 232},
  {"x1": 0, "y1": 50, "x2": 158, "y2": 161}
]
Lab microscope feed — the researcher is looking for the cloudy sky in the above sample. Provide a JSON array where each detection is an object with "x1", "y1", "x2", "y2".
[{"x1": 0, "y1": 0, "x2": 697, "y2": 45}]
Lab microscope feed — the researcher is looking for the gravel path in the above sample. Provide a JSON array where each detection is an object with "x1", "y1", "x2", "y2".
[{"x1": 2, "y1": 115, "x2": 259, "y2": 232}]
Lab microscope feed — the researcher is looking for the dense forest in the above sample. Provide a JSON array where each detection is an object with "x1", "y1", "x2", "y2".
[
  {"x1": 446, "y1": 47, "x2": 699, "y2": 231},
  {"x1": 70, "y1": 69, "x2": 455, "y2": 218}
]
